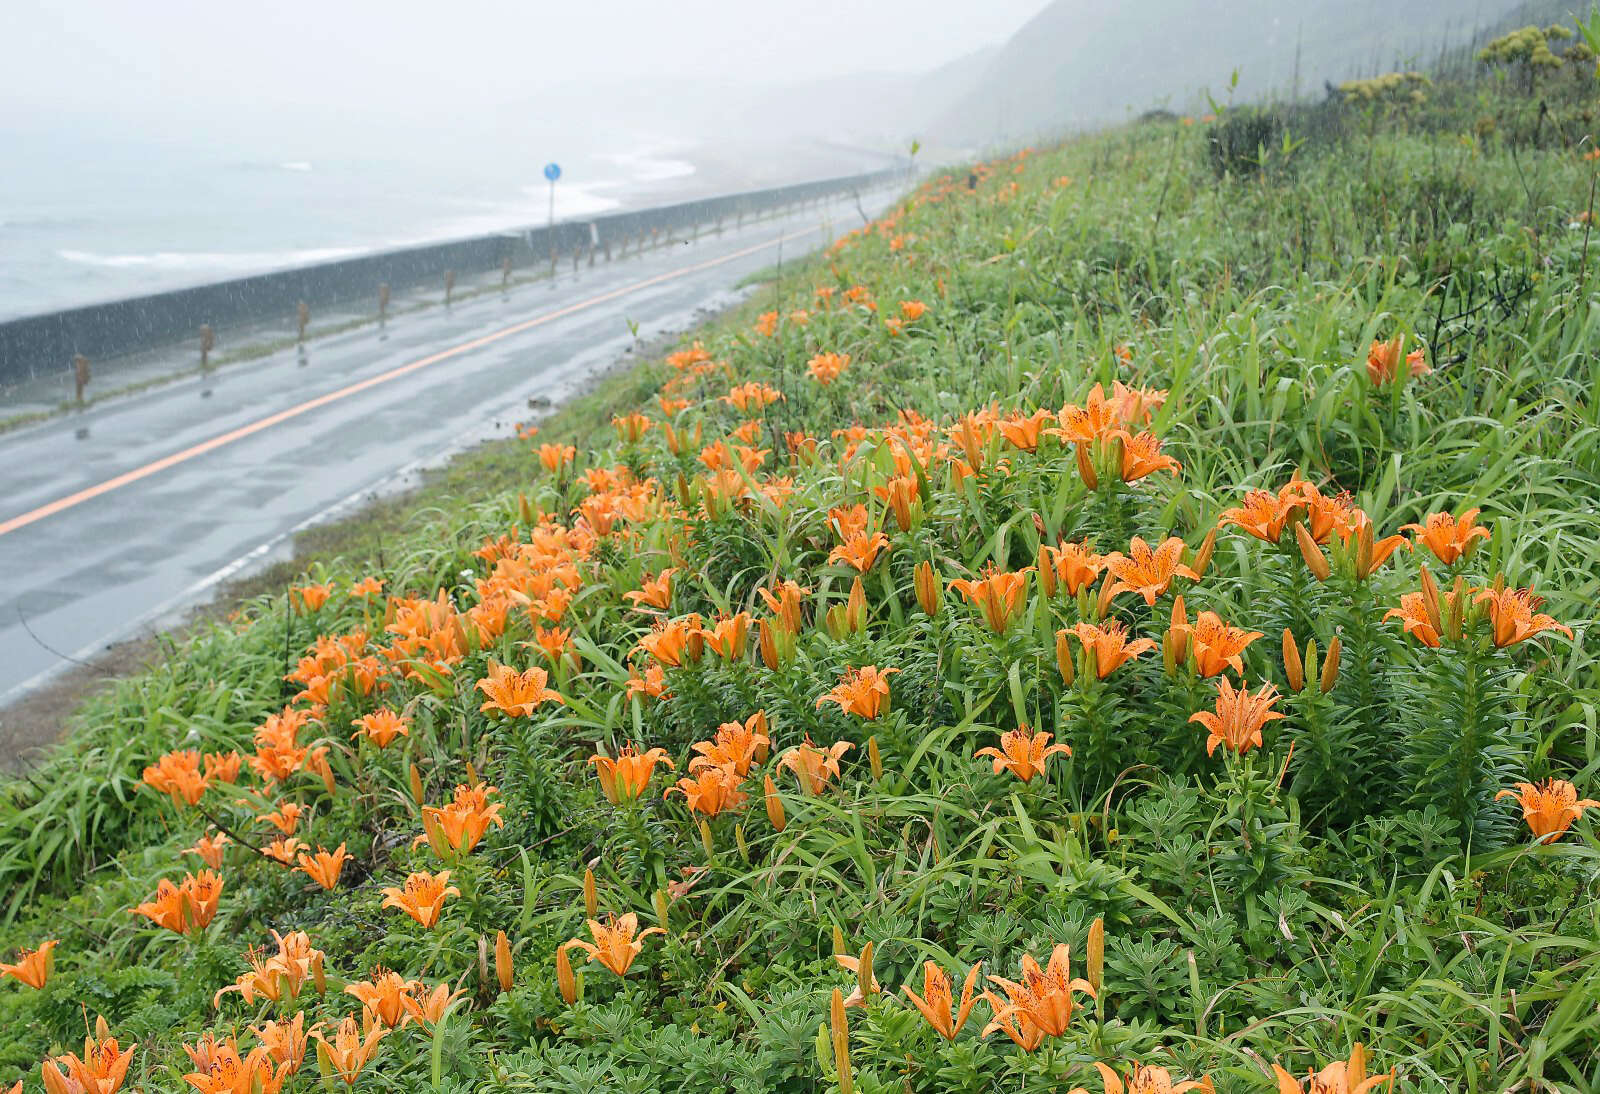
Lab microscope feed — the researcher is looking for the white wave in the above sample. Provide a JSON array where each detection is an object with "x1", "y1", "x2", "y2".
[
  {"x1": 278, "y1": 161, "x2": 314, "y2": 172},
  {"x1": 601, "y1": 149, "x2": 697, "y2": 184},
  {"x1": 57, "y1": 246, "x2": 363, "y2": 272}
]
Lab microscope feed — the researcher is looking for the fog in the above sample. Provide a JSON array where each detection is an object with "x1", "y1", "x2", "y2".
[{"x1": 2, "y1": 1, "x2": 1053, "y2": 156}]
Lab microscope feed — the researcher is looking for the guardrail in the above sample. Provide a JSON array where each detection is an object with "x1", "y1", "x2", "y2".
[{"x1": 0, "y1": 165, "x2": 905, "y2": 389}]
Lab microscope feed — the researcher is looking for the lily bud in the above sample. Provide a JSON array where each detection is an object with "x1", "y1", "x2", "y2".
[
  {"x1": 1087, "y1": 917, "x2": 1105, "y2": 996},
  {"x1": 867, "y1": 736, "x2": 883, "y2": 780},
  {"x1": 1321, "y1": 636, "x2": 1341, "y2": 693},
  {"x1": 312, "y1": 948, "x2": 326, "y2": 995},
  {"x1": 1075, "y1": 444, "x2": 1099, "y2": 490},
  {"x1": 1419, "y1": 565, "x2": 1443, "y2": 635},
  {"x1": 698, "y1": 817, "x2": 715, "y2": 858},
  {"x1": 1055, "y1": 629, "x2": 1076, "y2": 686},
  {"x1": 653, "y1": 888, "x2": 671, "y2": 927},
  {"x1": 1282, "y1": 630, "x2": 1304, "y2": 691},
  {"x1": 735, "y1": 823, "x2": 749, "y2": 862},
  {"x1": 517, "y1": 492, "x2": 535, "y2": 525},
  {"x1": 1190, "y1": 529, "x2": 1216, "y2": 580},
  {"x1": 856, "y1": 941, "x2": 876, "y2": 1003},
  {"x1": 830, "y1": 988, "x2": 855, "y2": 1094},
  {"x1": 478, "y1": 935, "x2": 490, "y2": 992},
  {"x1": 845, "y1": 577, "x2": 867, "y2": 633},
  {"x1": 583, "y1": 867, "x2": 598, "y2": 919},
  {"x1": 495, "y1": 930, "x2": 513, "y2": 993},
  {"x1": 556, "y1": 944, "x2": 578, "y2": 1005},
  {"x1": 832, "y1": 924, "x2": 847, "y2": 956},
  {"x1": 1294, "y1": 522, "x2": 1331, "y2": 581},
  {"x1": 1304, "y1": 638, "x2": 1319, "y2": 695},
  {"x1": 1446, "y1": 575, "x2": 1468, "y2": 641},
  {"x1": 914, "y1": 560, "x2": 941, "y2": 616},
  {"x1": 1094, "y1": 575, "x2": 1116, "y2": 621},
  {"x1": 1166, "y1": 595, "x2": 1190, "y2": 669},
  {"x1": 764, "y1": 775, "x2": 786, "y2": 832},
  {"x1": 759, "y1": 618, "x2": 780, "y2": 669},
  {"x1": 409, "y1": 763, "x2": 425, "y2": 806},
  {"x1": 1036, "y1": 545, "x2": 1058, "y2": 597}
]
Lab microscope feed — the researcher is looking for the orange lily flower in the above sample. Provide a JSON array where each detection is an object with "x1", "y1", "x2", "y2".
[
  {"x1": 591, "y1": 746, "x2": 676, "y2": 804},
  {"x1": 213, "y1": 931, "x2": 324, "y2": 1009},
  {"x1": 184, "y1": 832, "x2": 230, "y2": 870},
  {"x1": 665, "y1": 766, "x2": 749, "y2": 816},
  {"x1": 259, "y1": 801, "x2": 307, "y2": 836},
  {"x1": 984, "y1": 944, "x2": 1095, "y2": 1041},
  {"x1": 903, "y1": 961, "x2": 982, "y2": 1040},
  {"x1": 181, "y1": 1037, "x2": 289, "y2": 1094},
  {"x1": 1217, "y1": 488, "x2": 1295, "y2": 544},
  {"x1": 1170, "y1": 608, "x2": 1263, "y2": 678},
  {"x1": 351, "y1": 709, "x2": 409, "y2": 748},
  {"x1": 949, "y1": 565, "x2": 1032, "y2": 634},
  {"x1": 41, "y1": 1017, "x2": 135, "y2": 1094},
  {"x1": 624, "y1": 568, "x2": 676, "y2": 611},
  {"x1": 612, "y1": 411, "x2": 653, "y2": 442},
  {"x1": 758, "y1": 579, "x2": 810, "y2": 633},
  {"x1": 476, "y1": 660, "x2": 563, "y2": 716},
  {"x1": 976, "y1": 726, "x2": 1071, "y2": 782},
  {"x1": 637, "y1": 614, "x2": 703, "y2": 667},
  {"x1": 563, "y1": 913, "x2": 665, "y2": 977},
  {"x1": 419, "y1": 782, "x2": 506, "y2": 855},
  {"x1": 142, "y1": 749, "x2": 210, "y2": 807},
  {"x1": 875, "y1": 474, "x2": 921, "y2": 531},
  {"x1": 900, "y1": 299, "x2": 927, "y2": 320},
  {"x1": 723, "y1": 382, "x2": 783, "y2": 414},
  {"x1": 829, "y1": 503, "x2": 872, "y2": 539},
  {"x1": 349, "y1": 575, "x2": 383, "y2": 598},
  {"x1": 1497, "y1": 779, "x2": 1599, "y2": 843},
  {"x1": 1190, "y1": 679, "x2": 1286, "y2": 756},
  {"x1": 263, "y1": 837, "x2": 307, "y2": 866},
  {"x1": 996, "y1": 409, "x2": 1057, "y2": 453},
  {"x1": 403, "y1": 981, "x2": 467, "y2": 1031},
  {"x1": 807, "y1": 351, "x2": 851, "y2": 385},
  {"x1": 626, "y1": 663, "x2": 670, "y2": 701},
  {"x1": 296, "y1": 845, "x2": 348, "y2": 890},
  {"x1": 1365, "y1": 335, "x2": 1428, "y2": 385},
  {"x1": 1050, "y1": 387, "x2": 1124, "y2": 446},
  {"x1": 779, "y1": 737, "x2": 855, "y2": 795},
  {"x1": 312, "y1": 1015, "x2": 386, "y2": 1087},
  {"x1": 1474, "y1": 585, "x2": 1573, "y2": 648},
  {"x1": 380, "y1": 870, "x2": 459, "y2": 928},
  {"x1": 689, "y1": 711, "x2": 771, "y2": 776},
  {"x1": 1081, "y1": 1061, "x2": 1215, "y2": 1094},
  {"x1": 1402, "y1": 508, "x2": 1490, "y2": 565},
  {"x1": 1070, "y1": 621, "x2": 1156, "y2": 678},
  {"x1": 830, "y1": 531, "x2": 891, "y2": 573},
  {"x1": 755, "y1": 310, "x2": 779, "y2": 337},
  {"x1": 346, "y1": 969, "x2": 420, "y2": 1028},
  {"x1": 702, "y1": 611, "x2": 752, "y2": 659},
  {"x1": 129, "y1": 871, "x2": 223, "y2": 934},
  {"x1": 0, "y1": 938, "x2": 56, "y2": 989},
  {"x1": 816, "y1": 665, "x2": 899, "y2": 720},
  {"x1": 203, "y1": 749, "x2": 243, "y2": 785},
  {"x1": 251, "y1": 1014, "x2": 311, "y2": 1075},
  {"x1": 293, "y1": 583, "x2": 332, "y2": 612},
  {"x1": 1104, "y1": 537, "x2": 1198, "y2": 605},
  {"x1": 1040, "y1": 541, "x2": 1103, "y2": 596},
  {"x1": 1118, "y1": 432, "x2": 1181, "y2": 482},
  {"x1": 1272, "y1": 1043, "x2": 1394, "y2": 1094},
  {"x1": 538, "y1": 443, "x2": 577, "y2": 473}
]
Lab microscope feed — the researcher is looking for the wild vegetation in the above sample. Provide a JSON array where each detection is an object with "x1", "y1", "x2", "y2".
[{"x1": 2, "y1": 21, "x2": 1599, "y2": 1093}]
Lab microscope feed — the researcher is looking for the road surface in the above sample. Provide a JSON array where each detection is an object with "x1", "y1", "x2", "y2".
[{"x1": 0, "y1": 188, "x2": 896, "y2": 705}]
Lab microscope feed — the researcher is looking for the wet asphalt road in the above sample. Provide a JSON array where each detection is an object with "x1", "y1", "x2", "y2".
[{"x1": 0, "y1": 189, "x2": 895, "y2": 704}]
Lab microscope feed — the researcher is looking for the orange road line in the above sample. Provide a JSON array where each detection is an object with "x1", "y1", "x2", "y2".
[{"x1": 0, "y1": 224, "x2": 819, "y2": 539}]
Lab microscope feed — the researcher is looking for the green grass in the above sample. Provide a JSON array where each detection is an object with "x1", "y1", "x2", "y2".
[{"x1": 1, "y1": 53, "x2": 1599, "y2": 1094}]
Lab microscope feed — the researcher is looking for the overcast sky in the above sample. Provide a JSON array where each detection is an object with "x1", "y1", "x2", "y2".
[{"x1": 3, "y1": 0, "x2": 1054, "y2": 140}]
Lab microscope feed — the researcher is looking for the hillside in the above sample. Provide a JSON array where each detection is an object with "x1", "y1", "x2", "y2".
[
  {"x1": 931, "y1": 0, "x2": 1553, "y2": 144},
  {"x1": 2, "y1": 21, "x2": 1599, "y2": 1092}
]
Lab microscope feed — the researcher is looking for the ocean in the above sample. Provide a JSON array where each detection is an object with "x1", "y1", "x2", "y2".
[{"x1": 0, "y1": 128, "x2": 717, "y2": 323}]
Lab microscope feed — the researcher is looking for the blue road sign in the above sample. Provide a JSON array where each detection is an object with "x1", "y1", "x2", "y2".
[{"x1": 544, "y1": 163, "x2": 561, "y2": 182}]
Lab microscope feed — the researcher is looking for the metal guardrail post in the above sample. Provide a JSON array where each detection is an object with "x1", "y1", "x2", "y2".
[
  {"x1": 72, "y1": 354, "x2": 90, "y2": 405},
  {"x1": 199, "y1": 325, "x2": 215, "y2": 370}
]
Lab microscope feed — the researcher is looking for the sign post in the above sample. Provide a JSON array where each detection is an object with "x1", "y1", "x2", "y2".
[{"x1": 544, "y1": 162, "x2": 561, "y2": 269}]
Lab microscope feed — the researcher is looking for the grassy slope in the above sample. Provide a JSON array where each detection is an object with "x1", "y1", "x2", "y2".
[{"x1": 1, "y1": 62, "x2": 1598, "y2": 1092}]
